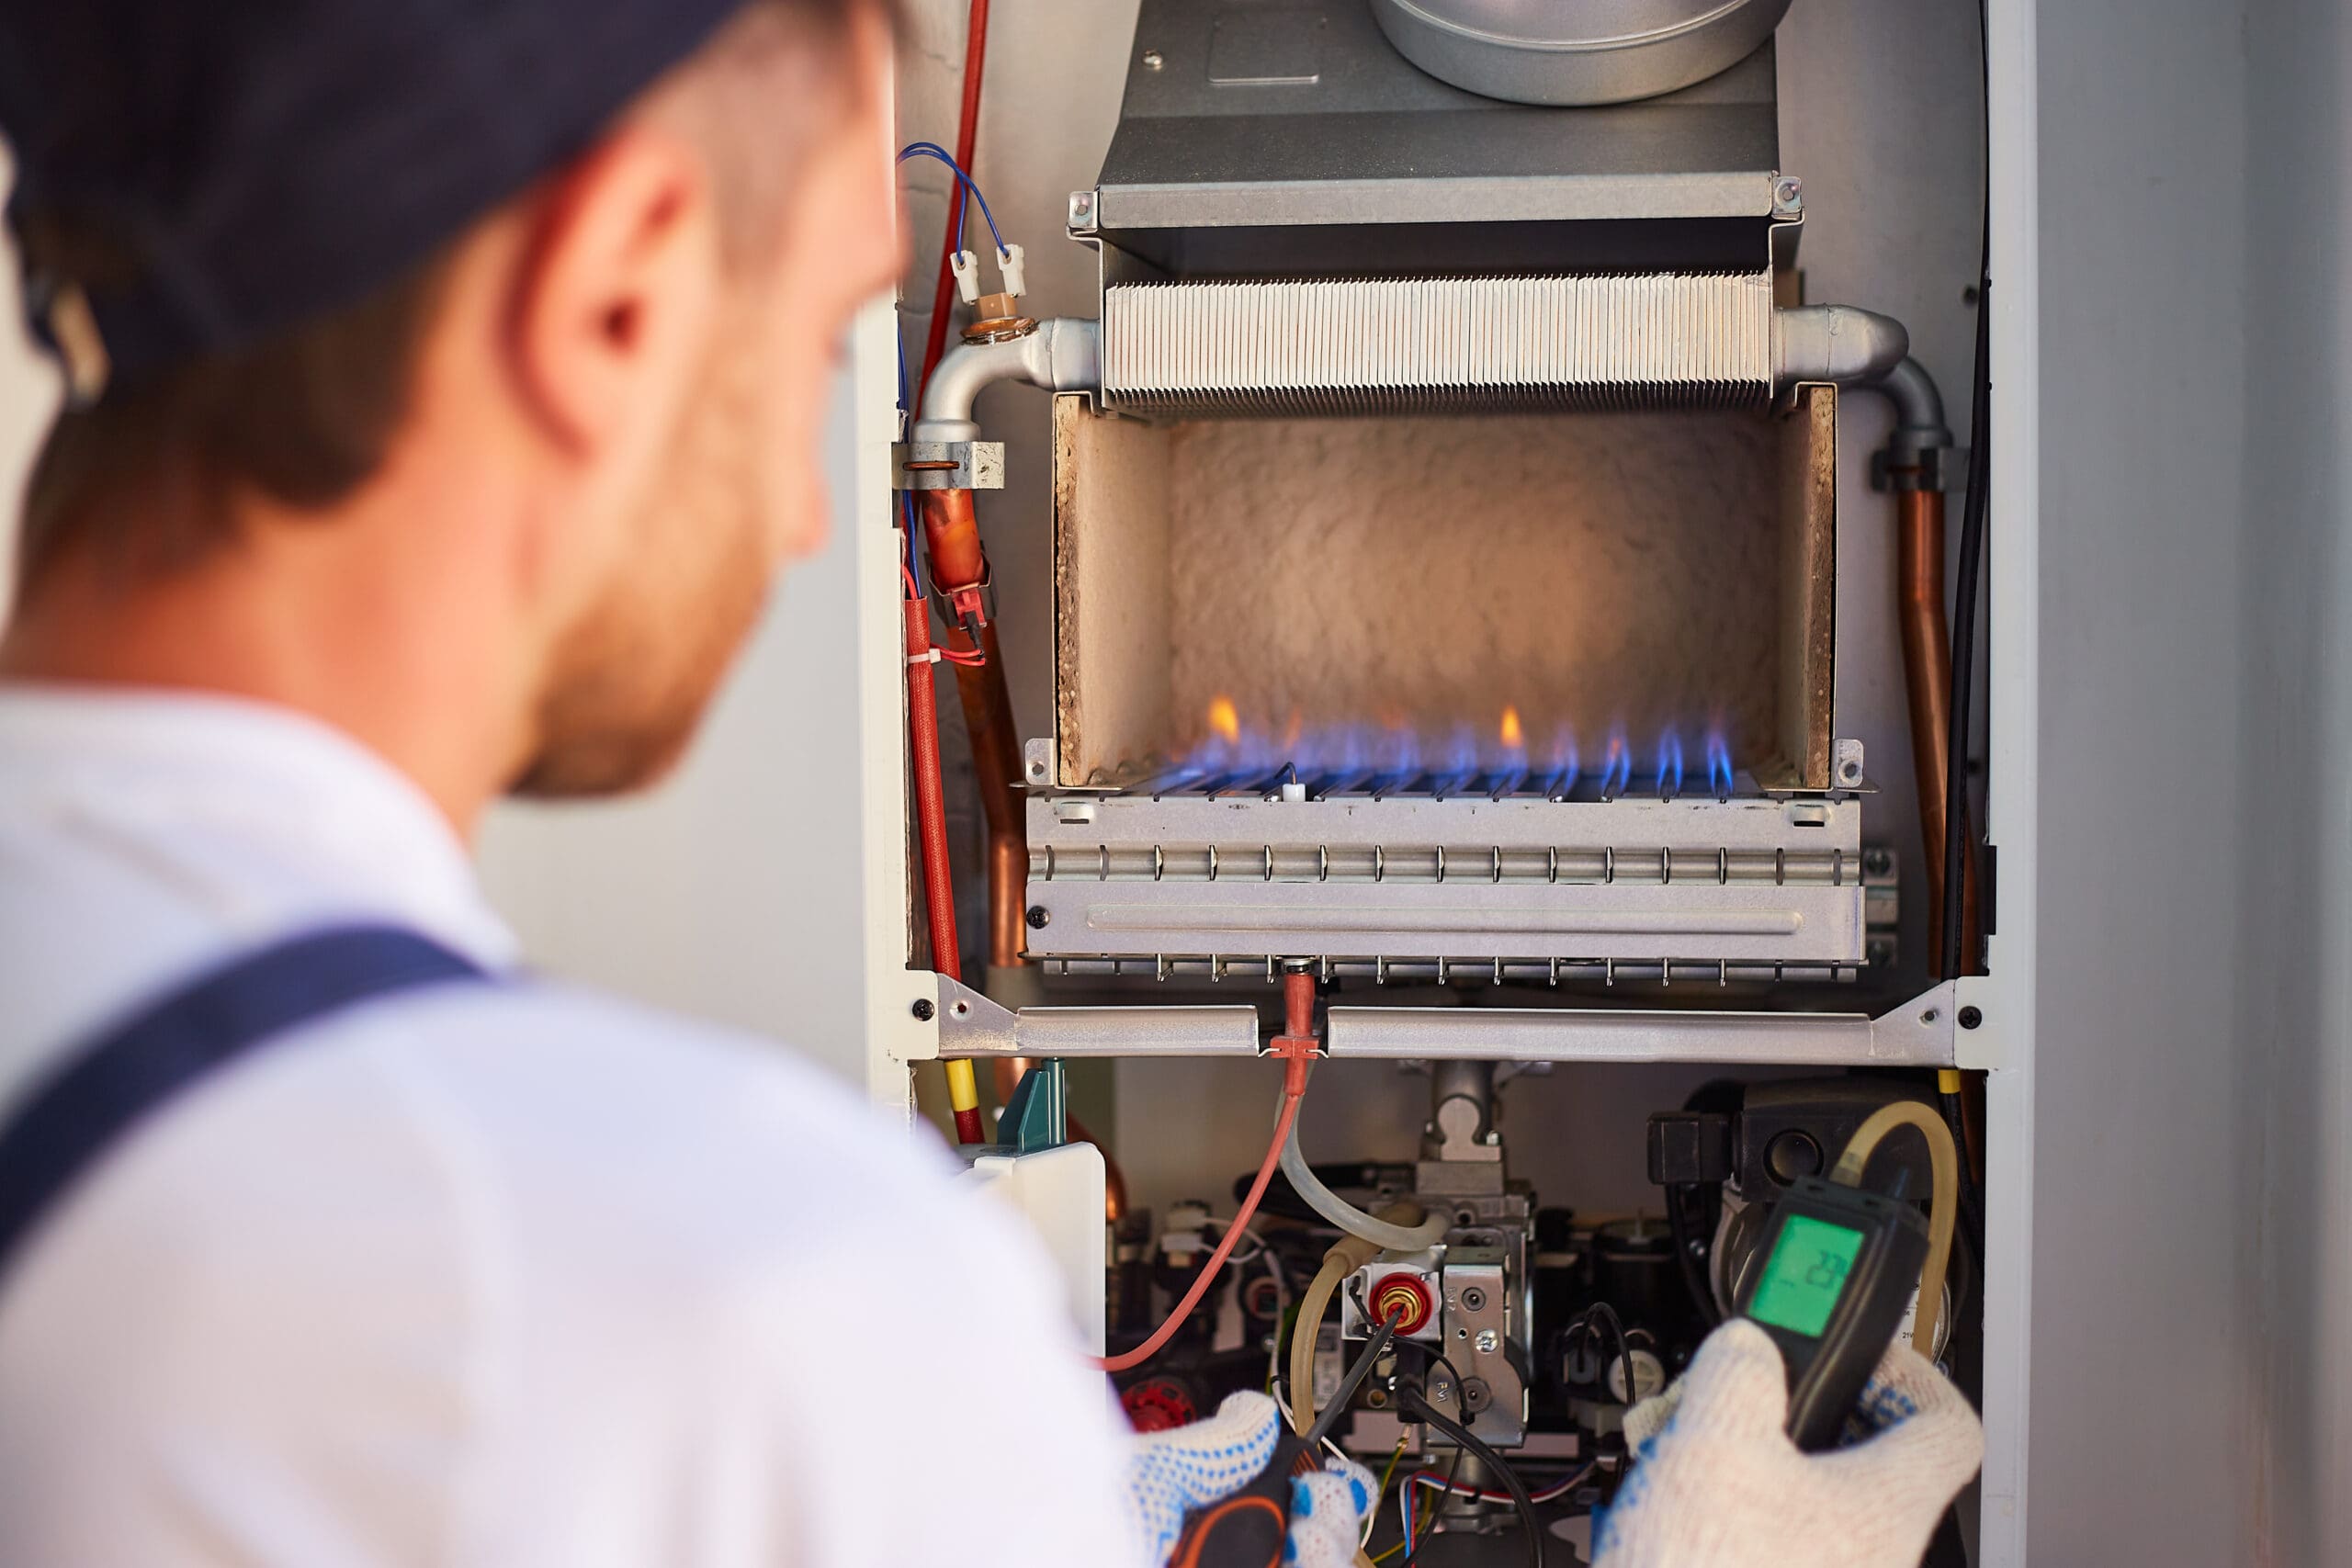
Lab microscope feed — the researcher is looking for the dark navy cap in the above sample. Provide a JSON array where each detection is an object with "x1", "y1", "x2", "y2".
[{"x1": 0, "y1": 0, "x2": 751, "y2": 400}]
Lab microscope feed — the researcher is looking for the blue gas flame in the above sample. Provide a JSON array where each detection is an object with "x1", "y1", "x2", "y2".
[
  {"x1": 1169, "y1": 705, "x2": 1740, "y2": 798},
  {"x1": 1600, "y1": 729, "x2": 1634, "y2": 797},
  {"x1": 1544, "y1": 727, "x2": 1580, "y2": 796},
  {"x1": 1705, "y1": 732, "x2": 1735, "y2": 797},
  {"x1": 1655, "y1": 729, "x2": 1686, "y2": 797}
]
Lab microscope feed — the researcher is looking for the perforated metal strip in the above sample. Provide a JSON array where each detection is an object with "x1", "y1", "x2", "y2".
[{"x1": 1100, "y1": 272, "x2": 1776, "y2": 415}]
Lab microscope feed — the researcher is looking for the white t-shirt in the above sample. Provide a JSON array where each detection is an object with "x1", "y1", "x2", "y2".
[{"x1": 0, "y1": 686, "x2": 1138, "y2": 1568}]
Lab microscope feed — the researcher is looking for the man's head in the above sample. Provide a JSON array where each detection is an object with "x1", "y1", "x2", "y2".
[{"x1": 0, "y1": 0, "x2": 900, "y2": 815}]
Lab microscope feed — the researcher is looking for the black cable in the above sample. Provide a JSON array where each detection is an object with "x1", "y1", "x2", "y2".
[
  {"x1": 1665, "y1": 1185, "x2": 1722, "y2": 1325},
  {"x1": 1939, "y1": 1089, "x2": 1988, "y2": 1276},
  {"x1": 1942, "y1": 0, "x2": 1996, "y2": 984},
  {"x1": 1566, "y1": 1302, "x2": 1639, "y2": 1413},
  {"x1": 1399, "y1": 1387, "x2": 1545, "y2": 1568},
  {"x1": 1303, "y1": 1304, "x2": 1404, "y2": 1451}
]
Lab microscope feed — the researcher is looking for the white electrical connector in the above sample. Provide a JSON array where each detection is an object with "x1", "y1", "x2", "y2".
[
  {"x1": 950, "y1": 249, "x2": 981, "y2": 304},
  {"x1": 997, "y1": 242, "x2": 1027, "y2": 299}
]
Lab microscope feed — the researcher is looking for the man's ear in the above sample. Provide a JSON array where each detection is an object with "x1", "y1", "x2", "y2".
[{"x1": 504, "y1": 126, "x2": 721, "y2": 455}]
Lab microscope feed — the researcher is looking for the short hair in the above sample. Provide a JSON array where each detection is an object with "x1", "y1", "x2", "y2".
[{"x1": 11, "y1": 0, "x2": 876, "y2": 600}]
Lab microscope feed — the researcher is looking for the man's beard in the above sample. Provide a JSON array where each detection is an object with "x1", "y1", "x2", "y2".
[{"x1": 508, "y1": 335, "x2": 774, "y2": 799}]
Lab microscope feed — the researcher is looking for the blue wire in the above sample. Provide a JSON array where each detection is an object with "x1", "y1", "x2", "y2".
[
  {"x1": 893, "y1": 140, "x2": 1006, "y2": 605},
  {"x1": 903, "y1": 489, "x2": 925, "y2": 597},
  {"x1": 895, "y1": 141, "x2": 1008, "y2": 256}
]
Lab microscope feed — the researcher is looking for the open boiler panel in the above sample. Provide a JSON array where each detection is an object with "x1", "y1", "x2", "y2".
[{"x1": 867, "y1": 4, "x2": 2013, "y2": 1562}]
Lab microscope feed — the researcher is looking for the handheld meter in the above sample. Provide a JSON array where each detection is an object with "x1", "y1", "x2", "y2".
[{"x1": 1735, "y1": 1174, "x2": 1931, "y2": 1451}]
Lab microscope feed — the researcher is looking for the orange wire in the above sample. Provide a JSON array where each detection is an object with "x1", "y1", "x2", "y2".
[{"x1": 1095, "y1": 1074, "x2": 1307, "y2": 1373}]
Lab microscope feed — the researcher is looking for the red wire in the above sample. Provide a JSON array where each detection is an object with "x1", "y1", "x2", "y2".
[
  {"x1": 905, "y1": 600, "x2": 962, "y2": 976},
  {"x1": 1095, "y1": 1079, "x2": 1306, "y2": 1373},
  {"x1": 902, "y1": 0, "x2": 991, "y2": 1145},
  {"x1": 918, "y1": 0, "x2": 990, "y2": 399}
]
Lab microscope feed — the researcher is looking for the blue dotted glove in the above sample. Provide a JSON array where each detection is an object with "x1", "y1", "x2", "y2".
[
  {"x1": 1592, "y1": 1320, "x2": 1982, "y2": 1568},
  {"x1": 1122, "y1": 1391, "x2": 1375, "y2": 1567}
]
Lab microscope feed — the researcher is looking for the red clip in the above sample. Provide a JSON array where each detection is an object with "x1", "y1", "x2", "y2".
[{"x1": 1267, "y1": 966, "x2": 1320, "y2": 1095}]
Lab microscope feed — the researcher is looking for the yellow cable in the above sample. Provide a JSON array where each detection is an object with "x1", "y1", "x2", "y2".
[
  {"x1": 944, "y1": 1057, "x2": 980, "y2": 1113},
  {"x1": 1828, "y1": 1100, "x2": 1959, "y2": 1357}
]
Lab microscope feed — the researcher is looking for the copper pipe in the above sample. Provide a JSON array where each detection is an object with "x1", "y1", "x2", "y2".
[
  {"x1": 964, "y1": 655, "x2": 1027, "y2": 970},
  {"x1": 989, "y1": 1056, "x2": 1033, "y2": 1104},
  {"x1": 1896, "y1": 489, "x2": 1980, "y2": 973},
  {"x1": 916, "y1": 491, "x2": 1027, "y2": 972},
  {"x1": 918, "y1": 489, "x2": 987, "y2": 603}
]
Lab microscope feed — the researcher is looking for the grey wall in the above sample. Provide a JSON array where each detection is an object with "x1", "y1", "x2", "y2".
[
  {"x1": 2033, "y1": 0, "x2": 2352, "y2": 1562},
  {"x1": 2031, "y1": 1, "x2": 2255, "y2": 1560},
  {"x1": 2239, "y1": 0, "x2": 2352, "y2": 1562}
]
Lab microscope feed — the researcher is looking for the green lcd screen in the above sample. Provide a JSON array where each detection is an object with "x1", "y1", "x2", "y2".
[{"x1": 1748, "y1": 1214, "x2": 1865, "y2": 1337}]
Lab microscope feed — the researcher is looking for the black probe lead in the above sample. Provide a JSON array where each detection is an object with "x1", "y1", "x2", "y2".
[{"x1": 1303, "y1": 1304, "x2": 1405, "y2": 1453}]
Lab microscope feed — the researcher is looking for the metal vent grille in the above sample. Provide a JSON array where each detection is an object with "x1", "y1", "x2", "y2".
[{"x1": 1100, "y1": 272, "x2": 1775, "y2": 414}]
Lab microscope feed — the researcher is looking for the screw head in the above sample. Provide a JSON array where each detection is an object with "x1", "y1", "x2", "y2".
[
  {"x1": 1141, "y1": 48, "x2": 1164, "y2": 69},
  {"x1": 1773, "y1": 175, "x2": 1804, "y2": 210},
  {"x1": 1475, "y1": 1328, "x2": 1500, "y2": 1354},
  {"x1": 1959, "y1": 1005, "x2": 1984, "y2": 1030},
  {"x1": 910, "y1": 998, "x2": 935, "y2": 1021},
  {"x1": 1025, "y1": 905, "x2": 1050, "y2": 930},
  {"x1": 1863, "y1": 848, "x2": 1894, "y2": 876},
  {"x1": 1840, "y1": 760, "x2": 1861, "y2": 783}
]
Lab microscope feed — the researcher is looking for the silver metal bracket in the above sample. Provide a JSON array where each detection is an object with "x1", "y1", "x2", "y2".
[
  {"x1": 933, "y1": 972, "x2": 1261, "y2": 1058},
  {"x1": 890, "y1": 439, "x2": 1004, "y2": 491},
  {"x1": 1022, "y1": 738, "x2": 1057, "y2": 789},
  {"x1": 1325, "y1": 982, "x2": 1959, "y2": 1066}
]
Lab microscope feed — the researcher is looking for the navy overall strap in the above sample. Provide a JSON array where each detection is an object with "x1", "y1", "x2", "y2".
[{"x1": 0, "y1": 925, "x2": 488, "y2": 1287}]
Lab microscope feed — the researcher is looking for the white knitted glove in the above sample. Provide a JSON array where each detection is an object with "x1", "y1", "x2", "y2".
[
  {"x1": 1594, "y1": 1319, "x2": 1983, "y2": 1568},
  {"x1": 1121, "y1": 1390, "x2": 1375, "y2": 1567}
]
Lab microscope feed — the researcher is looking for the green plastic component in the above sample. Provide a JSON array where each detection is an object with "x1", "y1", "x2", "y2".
[{"x1": 1000, "y1": 1060, "x2": 1068, "y2": 1155}]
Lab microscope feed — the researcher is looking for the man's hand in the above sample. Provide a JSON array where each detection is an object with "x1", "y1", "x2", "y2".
[
  {"x1": 1595, "y1": 1320, "x2": 1984, "y2": 1568},
  {"x1": 1122, "y1": 1391, "x2": 1375, "y2": 1567}
]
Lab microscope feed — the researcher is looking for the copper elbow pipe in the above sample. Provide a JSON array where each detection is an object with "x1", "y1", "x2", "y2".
[
  {"x1": 1896, "y1": 489, "x2": 1979, "y2": 973},
  {"x1": 917, "y1": 489, "x2": 986, "y2": 595}
]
